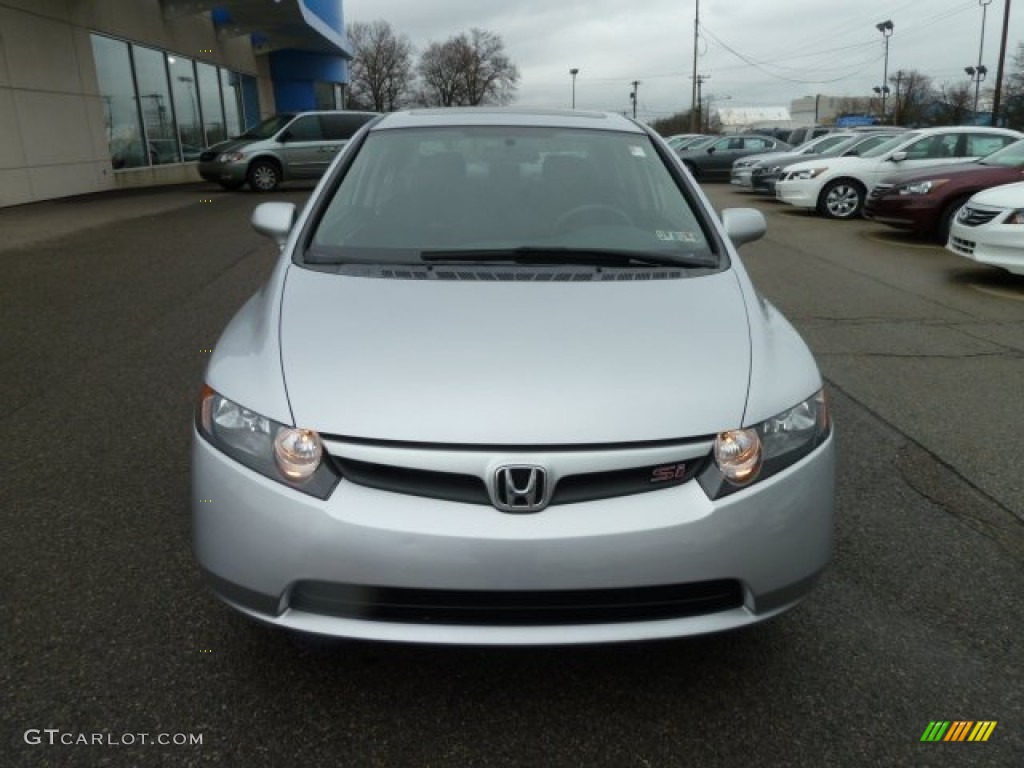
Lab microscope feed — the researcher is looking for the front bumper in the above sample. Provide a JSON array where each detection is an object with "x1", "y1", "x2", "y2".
[
  {"x1": 947, "y1": 221, "x2": 1024, "y2": 275},
  {"x1": 775, "y1": 179, "x2": 819, "y2": 209},
  {"x1": 730, "y1": 168, "x2": 754, "y2": 187},
  {"x1": 862, "y1": 197, "x2": 935, "y2": 232},
  {"x1": 193, "y1": 430, "x2": 836, "y2": 644},
  {"x1": 197, "y1": 159, "x2": 248, "y2": 184}
]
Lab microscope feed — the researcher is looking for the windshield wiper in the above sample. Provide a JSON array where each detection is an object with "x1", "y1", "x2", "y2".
[{"x1": 420, "y1": 247, "x2": 716, "y2": 269}]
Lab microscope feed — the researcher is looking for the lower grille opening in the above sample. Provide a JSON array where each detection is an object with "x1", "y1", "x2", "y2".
[{"x1": 288, "y1": 580, "x2": 744, "y2": 626}]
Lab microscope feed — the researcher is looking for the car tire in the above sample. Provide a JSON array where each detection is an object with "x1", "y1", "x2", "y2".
[
  {"x1": 817, "y1": 179, "x2": 865, "y2": 219},
  {"x1": 937, "y1": 196, "x2": 969, "y2": 243},
  {"x1": 247, "y1": 160, "x2": 281, "y2": 192},
  {"x1": 218, "y1": 180, "x2": 245, "y2": 191}
]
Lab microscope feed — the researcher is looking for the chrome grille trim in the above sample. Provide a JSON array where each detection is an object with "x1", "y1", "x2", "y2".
[{"x1": 956, "y1": 205, "x2": 1000, "y2": 227}]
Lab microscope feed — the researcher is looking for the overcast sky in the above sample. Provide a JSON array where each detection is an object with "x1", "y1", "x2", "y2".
[{"x1": 343, "y1": 0, "x2": 1017, "y2": 120}]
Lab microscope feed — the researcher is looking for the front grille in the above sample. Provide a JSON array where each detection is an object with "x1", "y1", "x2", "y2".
[
  {"x1": 957, "y1": 206, "x2": 999, "y2": 227},
  {"x1": 288, "y1": 579, "x2": 744, "y2": 625},
  {"x1": 869, "y1": 183, "x2": 893, "y2": 201},
  {"x1": 949, "y1": 236, "x2": 975, "y2": 255},
  {"x1": 330, "y1": 456, "x2": 707, "y2": 507}
]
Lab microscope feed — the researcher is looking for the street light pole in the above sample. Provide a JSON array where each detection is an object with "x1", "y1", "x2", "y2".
[
  {"x1": 876, "y1": 20, "x2": 894, "y2": 121},
  {"x1": 569, "y1": 68, "x2": 579, "y2": 109},
  {"x1": 973, "y1": 0, "x2": 993, "y2": 118},
  {"x1": 965, "y1": 65, "x2": 989, "y2": 117},
  {"x1": 690, "y1": 0, "x2": 700, "y2": 131}
]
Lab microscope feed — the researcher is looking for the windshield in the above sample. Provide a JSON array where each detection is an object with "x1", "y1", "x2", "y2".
[
  {"x1": 860, "y1": 131, "x2": 922, "y2": 158},
  {"x1": 239, "y1": 114, "x2": 296, "y2": 140},
  {"x1": 308, "y1": 126, "x2": 716, "y2": 267},
  {"x1": 979, "y1": 138, "x2": 1024, "y2": 167}
]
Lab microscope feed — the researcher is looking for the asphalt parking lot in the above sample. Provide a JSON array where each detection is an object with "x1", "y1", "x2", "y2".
[{"x1": 2, "y1": 180, "x2": 1022, "y2": 767}]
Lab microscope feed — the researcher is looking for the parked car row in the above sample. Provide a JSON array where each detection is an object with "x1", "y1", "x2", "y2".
[{"x1": 710, "y1": 125, "x2": 1024, "y2": 276}]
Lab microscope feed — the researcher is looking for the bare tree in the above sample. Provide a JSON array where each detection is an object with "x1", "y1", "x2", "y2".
[
  {"x1": 1002, "y1": 42, "x2": 1024, "y2": 129},
  {"x1": 347, "y1": 20, "x2": 414, "y2": 112},
  {"x1": 416, "y1": 39, "x2": 466, "y2": 107},
  {"x1": 935, "y1": 80, "x2": 975, "y2": 125},
  {"x1": 458, "y1": 28, "x2": 519, "y2": 106},
  {"x1": 416, "y1": 29, "x2": 519, "y2": 107},
  {"x1": 889, "y1": 69, "x2": 936, "y2": 126}
]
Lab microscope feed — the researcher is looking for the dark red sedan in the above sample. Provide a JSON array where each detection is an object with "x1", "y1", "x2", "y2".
[{"x1": 863, "y1": 139, "x2": 1024, "y2": 241}]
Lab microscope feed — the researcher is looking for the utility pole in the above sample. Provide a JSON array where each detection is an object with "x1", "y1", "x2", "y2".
[
  {"x1": 690, "y1": 0, "x2": 700, "y2": 131},
  {"x1": 973, "y1": 0, "x2": 994, "y2": 119},
  {"x1": 894, "y1": 70, "x2": 904, "y2": 124},
  {"x1": 630, "y1": 80, "x2": 640, "y2": 119},
  {"x1": 990, "y1": 0, "x2": 1012, "y2": 125},
  {"x1": 693, "y1": 74, "x2": 709, "y2": 131}
]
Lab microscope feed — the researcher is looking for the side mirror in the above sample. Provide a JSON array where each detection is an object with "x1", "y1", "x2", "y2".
[
  {"x1": 889, "y1": 150, "x2": 907, "y2": 162},
  {"x1": 706, "y1": 146, "x2": 716, "y2": 154},
  {"x1": 277, "y1": 130, "x2": 292, "y2": 143},
  {"x1": 721, "y1": 208, "x2": 767, "y2": 247},
  {"x1": 252, "y1": 202, "x2": 297, "y2": 248}
]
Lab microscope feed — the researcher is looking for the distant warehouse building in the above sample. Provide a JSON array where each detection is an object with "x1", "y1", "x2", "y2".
[{"x1": 0, "y1": 0, "x2": 353, "y2": 207}]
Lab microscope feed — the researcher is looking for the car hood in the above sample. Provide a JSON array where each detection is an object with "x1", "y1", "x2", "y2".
[
  {"x1": 968, "y1": 179, "x2": 1024, "y2": 207},
  {"x1": 205, "y1": 137, "x2": 254, "y2": 154},
  {"x1": 737, "y1": 151, "x2": 791, "y2": 167},
  {"x1": 880, "y1": 162, "x2": 1023, "y2": 186},
  {"x1": 279, "y1": 267, "x2": 752, "y2": 444},
  {"x1": 785, "y1": 155, "x2": 872, "y2": 174}
]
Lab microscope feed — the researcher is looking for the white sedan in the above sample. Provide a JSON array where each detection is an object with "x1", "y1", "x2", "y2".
[
  {"x1": 947, "y1": 181, "x2": 1024, "y2": 276},
  {"x1": 775, "y1": 127, "x2": 1022, "y2": 220}
]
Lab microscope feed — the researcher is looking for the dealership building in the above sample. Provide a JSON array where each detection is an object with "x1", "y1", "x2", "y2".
[{"x1": 0, "y1": 0, "x2": 352, "y2": 207}]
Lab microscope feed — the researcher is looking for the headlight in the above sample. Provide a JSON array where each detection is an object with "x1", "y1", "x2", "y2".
[
  {"x1": 1005, "y1": 209, "x2": 1024, "y2": 225},
  {"x1": 788, "y1": 167, "x2": 827, "y2": 181},
  {"x1": 197, "y1": 386, "x2": 340, "y2": 498},
  {"x1": 218, "y1": 152, "x2": 245, "y2": 162},
  {"x1": 897, "y1": 179, "x2": 947, "y2": 195},
  {"x1": 699, "y1": 389, "x2": 831, "y2": 500}
]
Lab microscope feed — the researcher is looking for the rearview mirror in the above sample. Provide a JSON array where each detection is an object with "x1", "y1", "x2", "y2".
[
  {"x1": 252, "y1": 202, "x2": 297, "y2": 248},
  {"x1": 721, "y1": 208, "x2": 766, "y2": 247}
]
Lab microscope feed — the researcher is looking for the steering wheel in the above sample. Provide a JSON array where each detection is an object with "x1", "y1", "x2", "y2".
[{"x1": 554, "y1": 203, "x2": 634, "y2": 230}]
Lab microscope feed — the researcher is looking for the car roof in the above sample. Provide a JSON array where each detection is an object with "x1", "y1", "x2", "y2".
[
  {"x1": 909, "y1": 125, "x2": 1020, "y2": 135},
  {"x1": 372, "y1": 108, "x2": 645, "y2": 133}
]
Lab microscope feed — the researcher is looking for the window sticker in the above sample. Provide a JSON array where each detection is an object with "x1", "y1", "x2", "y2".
[
  {"x1": 655, "y1": 230, "x2": 700, "y2": 243},
  {"x1": 629, "y1": 145, "x2": 646, "y2": 157}
]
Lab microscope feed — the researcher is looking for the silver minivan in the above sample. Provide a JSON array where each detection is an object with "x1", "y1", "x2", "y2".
[{"x1": 197, "y1": 110, "x2": 378, "y2": 191}]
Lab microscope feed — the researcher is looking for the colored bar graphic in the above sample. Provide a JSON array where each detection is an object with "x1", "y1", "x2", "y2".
[
  {"x1": 921, "y1": 721, "x2": 997, "y2": 742},
  {"x1": 921, "y1": 721, "x2": 950, "y2": 742},
  {"x1": 968, "y1": 722, "x2": 997, "y2": 742},
  {"x1": 944, "y1": 721, "x2": 973, "y2": 741}
]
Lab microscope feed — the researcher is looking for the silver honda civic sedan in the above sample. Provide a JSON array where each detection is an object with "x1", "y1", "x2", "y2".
[{"x1": 193, "y1": 108, "x2": 835, "y2": 645}]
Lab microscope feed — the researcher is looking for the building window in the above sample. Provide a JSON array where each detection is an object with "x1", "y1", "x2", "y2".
[
  {"x1": 220, "y1": 68, "x2": 242, "y2": 138},
  {"x1": 91, "y1": 33, "x2": 256, "y2": 169},
  {"x1": 91, "y1": 34, "x2": 146, "y2": 169},
  {"x1": 168, "y1": 56, "x2": 202, "y2": 161},
  {"x1": 132, "y1": 45, "x2": 180, "y2": 164},
  {"x1": 314, "y1": 80, "x2": 337, "y2": 110},
  {"x1": 196, "y1": 61, "x2": 226, "y2": 147}
]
